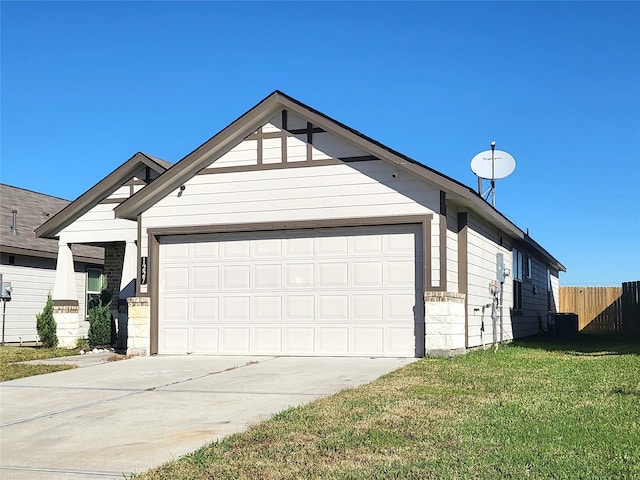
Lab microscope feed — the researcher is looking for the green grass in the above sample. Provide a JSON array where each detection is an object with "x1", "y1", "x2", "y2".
[
  {"x1": 0, "y1": 345, "x2": 79, "y2": 381},
  {"x1": 132, "y1": 334, "x2": 640, "y2": 480}
]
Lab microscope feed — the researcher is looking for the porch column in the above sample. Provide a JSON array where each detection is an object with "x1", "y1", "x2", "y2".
[
  {"x1": 52, "y1": 241, "x2": 80, "y2": 348},
  {"x1": 116, "y1": 240, "x2": 137, "y2": 351}
]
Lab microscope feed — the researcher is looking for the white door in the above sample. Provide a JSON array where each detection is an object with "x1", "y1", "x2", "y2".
[{"x1": 158, "y1": 225, "x2": 423, "y2": 356}]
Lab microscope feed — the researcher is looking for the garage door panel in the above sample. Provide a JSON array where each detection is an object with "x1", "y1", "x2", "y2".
[
  {"x1": 192, "y1": 297, "x2": 218, "y2": 321},
  {"x1": 253, "y1": 327, "x2": 282, "y2": 352},
  {"x1": 388, "y1": 294, "x2": 417, "y2": 320},
  {"x1": 286, "y1": 237, "x2": 314, "y2": 256},
  {"x1": 254, "y1": 296, "x2": 282, "y2": 320},
  {"x1": 254, "y1": 238, "x2": 282, "y2": 257},
  {"x1": 223, "y1": 296, "x2": 250, "y2": 320},
  {"x1": 286, "y1": 263, "x2": 314, "y2": 287},
  {"x1": 159, "y1": 224, "x2": 422, "y2": 356},
  {"x1": 163, "y1": 267, "x2": 189, "y2": 291},
  {"x1": 192, "y1": 328, "x2": 219, "y2": 353},
  {"x1": 353, "y1": 327, "x2": 384, "y2": 354},
  {"x1": 286, "y1": 295, "x2": 315, "y2": 320},
  {"x1": 161, "y1": 328, "x2": 189, "y2": 354},
  {"x1": 285, "y1": 327, "x2": 315, "y2": 353},
  {"x1": 193, "y1": 266, "x2": 219, "y2": 290},
  {"x1": 353, "y1": 294, "x2": 383, "y2": 320},
  {"x1": 318, "y1": 236, "x2": 348, "y2": 255},
  {"x1": 318, "y1": 295, "x2": 348, "y2": 320},
  {"x1": 162, "y1": 298, "x2": 189, "y2": 322},
  {"x1": 222, "y1": 328, "x2": 250, "y2": 352},
  {"x1": 318, "y1": 263, "x2": 348, "y2": 287},
  {"x1": 223, "y1": 265, "x2": 251, "y2": 289},
  {"x1": 192, "y1": 242, "x2": 219, "y2": 259},
  {"x1": 255, "y1": 264, "x2": 282, "y2": 288},
  {"x1": 353, "y1": 262, "x2": 383, "y2": 287},
  {"x1": 388, "y1": 327, "x2": 415, "y2": 354},
  {"x1": 353, "y1": 234, "x2": 383, "y2": 255},
  {"x1": 222, "y1": 240, "x2": 251, "y2": 258},
  {"x1": 318, "y1": 327, "x2": 349, "y2": 353},
  {"x1": 388, "y1": 261, "x2": 416, "y2": 286},
  {"x1": 161, "y1": 243, "x2": 189, "y2": 261},
  {"x1": 386, "y1": 232, "x2": 416, "y2": 254}
]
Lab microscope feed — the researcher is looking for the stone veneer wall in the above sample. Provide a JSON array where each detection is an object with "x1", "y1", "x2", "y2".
[
  {"x1": 127, "y1": 297, "x2": 150, "y2": 356},
  {"x1": 53, "y1": 304, "x2": 79, "y2": 349},
  {"x1": 424, "y1": 291, "x2": 466, "y2": 356}
]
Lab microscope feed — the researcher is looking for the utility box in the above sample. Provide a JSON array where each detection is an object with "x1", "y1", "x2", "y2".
[
  {"x1": 554, "y1": 313, "x2": 579, "y2": 336},
  {"x1": 0, "y1": 274, "x2": 11, "y2": 301}
]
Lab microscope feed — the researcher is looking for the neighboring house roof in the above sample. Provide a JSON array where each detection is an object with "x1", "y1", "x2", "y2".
[
  {"x1": 113, "y1": 90, "x2": 565, "y2": 272},
  {"x1": 0, "y1": 184, "x2": 103, "y2": 263},
  {"x1": 36, "y1": 152, "x2": 171, "y2": 239}
]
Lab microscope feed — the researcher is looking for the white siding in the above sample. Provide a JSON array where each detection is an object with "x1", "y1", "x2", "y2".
[
  {"x1": 108, "y1": 185, "x2": 130, "y2": 201},
  {"x1": 206, "y1": 118, "x2": 371, "y2": 169},
  {"x1": 59, "y1": 203, "x2": 137, "y2": 243},
  {"x1": 465, "y1": 214, "x2": 512, "y2": 348},
  {"x1": 141, "y1": 161, "x2": 441, "y2": 257},
  {"x1": 0, "y1": 258, "x2": 88, "y2": 343},
  {"x1": 209, "y1": 140, "x2": 258, "y2": 168}
]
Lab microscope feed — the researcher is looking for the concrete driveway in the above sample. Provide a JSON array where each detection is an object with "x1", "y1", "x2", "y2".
[{"x1": 0, "y1": 355, "x2": 415, "y2": 479}]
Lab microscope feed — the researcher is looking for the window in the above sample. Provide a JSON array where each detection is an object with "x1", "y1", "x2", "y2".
[
  {"x1": 87, "y1": 269, "x2": 103, "y2": 318},
  {"x1": 525, "y1": 255, "x2": 532, "y2": 280},
  {"x1": 513, "y1": 248, "x2": 524, "y2": 311}
]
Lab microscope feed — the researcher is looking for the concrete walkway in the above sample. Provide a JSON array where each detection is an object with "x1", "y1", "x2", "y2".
[{"x1": 0, "y1": 355, "x2": 415, "y2": 479}]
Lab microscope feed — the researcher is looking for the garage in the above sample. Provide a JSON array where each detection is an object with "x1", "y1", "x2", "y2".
[{"x1": 158, "y1": 224, "x2": 423, "y2": 357}]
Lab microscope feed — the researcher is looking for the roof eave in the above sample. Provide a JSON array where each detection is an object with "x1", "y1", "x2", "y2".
[
  {"x1": 115, "y1": 93, "x2": 283, "y2": 220},
  {"x1": 36, "y1": 152, "x2": 170, "y2": 239}
]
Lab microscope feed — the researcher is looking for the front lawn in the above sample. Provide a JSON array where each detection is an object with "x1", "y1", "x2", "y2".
[
  {"x1": 133, "y1": 334, "x2": 640, "y2": 480},
  {"x1": 0, "y1": 345, "x2": 79, "y2": 381}
]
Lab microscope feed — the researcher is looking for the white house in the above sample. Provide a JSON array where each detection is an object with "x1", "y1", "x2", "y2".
[
  {"x1": 37, "y1": 91, "x2": 564, "y2": 356},
  {"x1": 0, "y1": 184, "x2": 104, "y2": 344}
]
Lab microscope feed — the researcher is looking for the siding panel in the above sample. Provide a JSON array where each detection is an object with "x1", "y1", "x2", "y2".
[{"x1": 0, "y1": 259, "x2": 88, "y2": 343}]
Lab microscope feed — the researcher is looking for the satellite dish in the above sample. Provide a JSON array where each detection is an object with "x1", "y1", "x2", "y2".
[
  {"x1": 470, "y1": 142, "x2": 517, "y2": 207},
  {"x1": 470, "y1": 149, "x2": 516, "y2": 179}
]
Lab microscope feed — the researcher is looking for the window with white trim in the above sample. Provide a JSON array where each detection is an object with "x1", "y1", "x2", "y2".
[{"x1": 86, "y1": 269, "x2": 103, "y2": 319}]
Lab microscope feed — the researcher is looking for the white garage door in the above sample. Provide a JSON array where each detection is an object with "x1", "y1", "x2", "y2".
[{"x1": 158, "y1": 225, "x2": 423, "y2": 357}]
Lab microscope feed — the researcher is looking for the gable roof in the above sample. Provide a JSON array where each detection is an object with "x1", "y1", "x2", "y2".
[
  {"x1": 113, "y1": 91, "x2": 564, "y2": 271},
  {"x1": 36, "y1": 152, "x2": 171, "y2": 239},
  {"x1": 0, "y1": 184, "x2": 103, "y2": 263}
]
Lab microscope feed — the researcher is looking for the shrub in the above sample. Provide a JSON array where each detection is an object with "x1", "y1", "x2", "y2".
[
  {"x1": 87, "y1": 277, "x2": 113, "y2": 348},
  {"x1": 36, "y1": 294, "x2": 58, "y2": 348},
  {"x1": 88, "y1": 304, "x2": 111, "y2": 347}
]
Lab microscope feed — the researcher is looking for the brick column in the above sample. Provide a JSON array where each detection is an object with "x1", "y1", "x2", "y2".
[{"x1": 424, "y1": 291, "x2": 466, "y2": 356}]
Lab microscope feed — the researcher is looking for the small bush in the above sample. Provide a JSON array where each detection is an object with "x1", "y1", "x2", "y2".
[
  {"x1": 88, "y1": 304, "x2": 111, "y2": 348},
  {"x1": 87, "y1": 277, "x2": 114, "y2": 348},
  {"x1": 76, "y1": 338, "x2": 89, "y2": 350},
  {"x1": 36, "y1": 294, "x2": 58, "y2": 348}
]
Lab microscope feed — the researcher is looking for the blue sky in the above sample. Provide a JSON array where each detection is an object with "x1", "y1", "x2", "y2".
[{"x1": 1, "y1": 1, "x2": 638, "y2": 286}]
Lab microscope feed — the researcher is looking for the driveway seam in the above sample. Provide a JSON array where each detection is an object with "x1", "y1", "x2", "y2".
[
  {"x1": 0, "y1": 465, "x2": 131, "y2": 478},
  {"x1": 0, "y1": 390, "x2": 144, "y2": 428},
  {"x1": 0, "y1": 356, "x2": 276, "y2": 429}
]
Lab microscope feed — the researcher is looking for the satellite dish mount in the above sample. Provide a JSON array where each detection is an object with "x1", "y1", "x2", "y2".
[{"x1": 470, "y1": 141, "x2": 516, "y2": 207}]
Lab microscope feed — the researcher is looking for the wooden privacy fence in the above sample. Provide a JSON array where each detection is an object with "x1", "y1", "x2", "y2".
[{"x1": 559, "y1": 281, "x2": 640, "y2": 334}]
